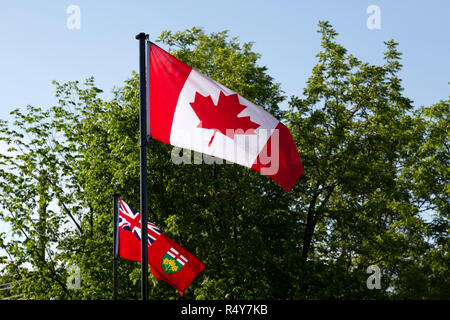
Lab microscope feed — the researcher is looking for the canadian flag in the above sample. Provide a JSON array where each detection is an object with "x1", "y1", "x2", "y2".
[{"x1": 148, "y1": 43, "x2": 303, "y2": 192}]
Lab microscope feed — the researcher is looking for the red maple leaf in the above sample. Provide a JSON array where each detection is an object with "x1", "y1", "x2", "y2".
[{"x1": 190, "y1": 91, "x2": 260, "y2": 146}]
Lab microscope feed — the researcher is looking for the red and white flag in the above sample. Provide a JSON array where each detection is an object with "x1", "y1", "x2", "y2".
[
  {"x1": 117, "y1": 199, "x2": 205, "y2": 295},
  {"x1": 148, "y1": 43, "x2": 303, "y2": 192}
]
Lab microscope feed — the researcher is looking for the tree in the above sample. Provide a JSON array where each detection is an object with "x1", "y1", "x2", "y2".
[
  {"x1": 285, "y1": 21, "x2": 448, "y2": 299},
  {"x1": 0, "y1": 28, "x2": 293, "y2": 299},
  {"x1": 392, "y1": 99, "x2": 449, "y2": 298},
  {"x1": 0, "y1": 24, "x2": 448, "y2": 300}
]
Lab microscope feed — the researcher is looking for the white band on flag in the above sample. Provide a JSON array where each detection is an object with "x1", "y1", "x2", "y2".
[{"x1": 176, "y1": 258, "x2": 186, "y2": 266}]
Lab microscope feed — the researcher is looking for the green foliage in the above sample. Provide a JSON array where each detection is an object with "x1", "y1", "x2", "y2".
[
  {"x1": 285, "y1": 21, "x2": 448, "y2": 299},
  {"x1": 0, "y1": 25, "x2": 448, "y2": 300}
]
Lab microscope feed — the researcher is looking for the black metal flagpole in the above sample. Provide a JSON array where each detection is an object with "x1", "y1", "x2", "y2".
[
  {"x1": 136, "y1": 32, "x2": 149, "y2": 301},
  {"x1": 112, "y1": 193, "x2": 120, "y2": 300}
]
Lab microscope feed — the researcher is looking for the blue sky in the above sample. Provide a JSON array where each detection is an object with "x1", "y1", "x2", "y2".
[
  {"x1": 0, "y1": 0, "x2": 448, "y2": 122},
  {"x1": 0, "y1": 1, "x2": 449, "y2": 241}
]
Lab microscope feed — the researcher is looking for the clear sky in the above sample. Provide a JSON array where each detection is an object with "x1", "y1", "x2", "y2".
[
  {"x1": 0, "y1": 1, "x2": 449, "y2": 240},
  {"x1": 0, "y1": 0, "x2": 448, "y2": 121}
]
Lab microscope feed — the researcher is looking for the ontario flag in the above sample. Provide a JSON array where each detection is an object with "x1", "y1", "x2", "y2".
[
  {"x1": 147, "y1": 42, "x2": 303, "y2": 192},
  {"x1": 117, "y1": 199, "x2": 205, "y2": 295}
]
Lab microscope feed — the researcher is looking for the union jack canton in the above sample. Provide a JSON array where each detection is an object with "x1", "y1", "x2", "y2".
[{"x1": 118, "y1": 199, "x2": 162, "y2": 246}]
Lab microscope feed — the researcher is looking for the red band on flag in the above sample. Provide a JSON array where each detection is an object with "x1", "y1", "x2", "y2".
[
  {"x1": 251, "y1": 122, "x2": 303, "y2": 192},
  {"x1": 149, "y1": 43, "x2": 192, "y2": 143}
]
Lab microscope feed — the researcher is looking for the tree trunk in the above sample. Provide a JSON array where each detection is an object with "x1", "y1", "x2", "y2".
[
  {"x1": 302, "y1": 193, "x2": 318, "y2": 262},
  {"x1": 37, "y1": 170, "x2": 49, "y2": 262}
]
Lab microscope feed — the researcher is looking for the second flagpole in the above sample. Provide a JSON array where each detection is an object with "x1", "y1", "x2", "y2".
[
  {"x1": 112, "y1": 194, "x2": 120, "y2": 300},
  {"x1": 136, "y1": 32, "x2": 149, "y2": 301}
]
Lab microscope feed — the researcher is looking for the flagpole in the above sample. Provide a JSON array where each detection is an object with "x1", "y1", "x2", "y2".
[
  {"x1": 136, "y1": 32, "x2": 149, "y2": 301},
  {"x1": 112, "y1": 193, "x2": 120, "y2": 300}
]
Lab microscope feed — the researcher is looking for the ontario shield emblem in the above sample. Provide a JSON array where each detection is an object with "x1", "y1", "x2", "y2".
[{"x1": 162, "y1": 247, "x2": 188, "y2": 274}]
